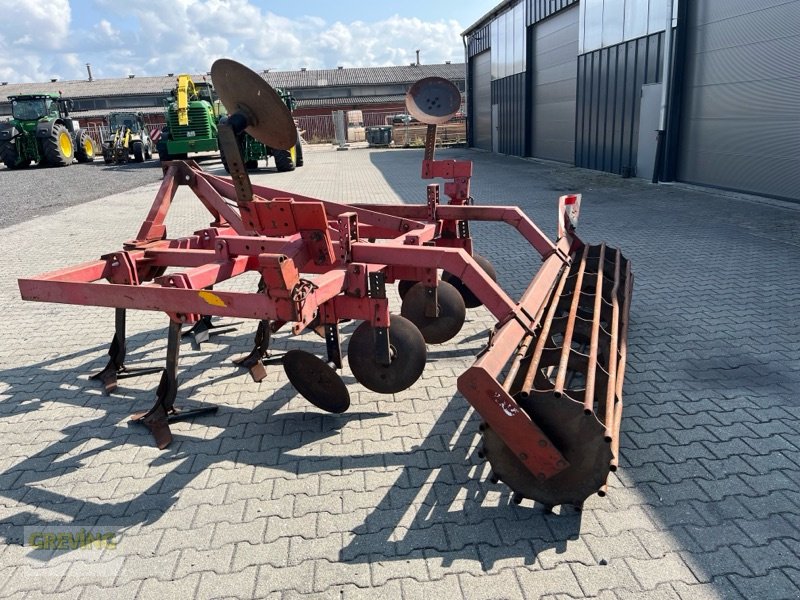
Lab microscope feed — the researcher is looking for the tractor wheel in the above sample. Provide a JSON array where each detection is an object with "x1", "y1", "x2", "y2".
[
  {"x1": 73, "y1": 129, "x2": 95, "y2": 163},
  {"x1": 347, "y1": 315, "x2": 426, "y2": 394},
  {"x1": 442, "y1": 254, "x2": 498, "y2": 309},
  {"x1": 294, "y1": 141, "x2": 304, "y2": 167},
  {"x1": 157, "y1": 139, "x2": 170, "y2": 163},
  {"x1": 274, "y1": 149, "x2": 295, "y2": 172},
  {"x1": 245, "y1": 159, "x2": 259, "y2": 170},
  {"x1": 132, "y1": 141, "x2": 145, "y2": 163},
  {"x1": 400, "y1": 280, "x2": 466, "y2": 344},
  {"x1": 43, "y1": 123, "x2": 74, "y2": 167},
  {"x1": 1, "y1": 142, "x2": 29, "y2": 169},
  {"x1": 144, "y1": 143, "x2": 152, "y2": 160}
]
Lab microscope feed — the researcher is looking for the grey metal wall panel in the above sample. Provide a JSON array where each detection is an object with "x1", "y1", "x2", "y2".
[
  {"x1": 678, "y1": 0, "x2": 800, "y2": 201},
  {"x1": 491, "y1": 72, "x2": 527, "y2": 156},
  {"x1": 467, "y1": 24, "x2": 491, "y2": 58},
  {"x1": 526, "y1": 0, "x2": 578, "y2": 26},
  {"x1": 471, "y1": 51, "x2": 492, "y2": 150},
  {"x1": 576, "y1": 31, "x2": 664, "y2": 175},
  {"x1": 531, "y1": 5, "x2": 579, "y2": 163}
]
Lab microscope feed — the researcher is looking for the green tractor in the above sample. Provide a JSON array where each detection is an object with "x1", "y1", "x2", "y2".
[
  {"x1": 157, "y1": 75, "x2": 224, "y2": 162},
  {"x1": 220, "y1": 88, "x2": 303, "y2": 173},
  {"x1": 102, "y1": 112, "x2": 154, "y2": 164},
  {"x1": 0, "y1": 93, "x2": 95, "y2": 169}
]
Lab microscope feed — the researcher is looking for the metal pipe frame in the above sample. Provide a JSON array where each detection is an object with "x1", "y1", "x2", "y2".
[{"x1": 18, "y1": 158, "x2": 595, "y2": 482}]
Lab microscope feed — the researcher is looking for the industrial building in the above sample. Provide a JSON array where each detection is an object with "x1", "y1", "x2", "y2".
[
  {"x1": 0, "y1": 62, "x2": 465, "y2": 141},
  {"x1": 463, "y1": 0, "x2": 800, "y2": 201}
]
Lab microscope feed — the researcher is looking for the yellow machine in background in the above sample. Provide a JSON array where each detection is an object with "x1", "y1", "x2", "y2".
[{"x1": 101, "y1": 112, "x2": 153, "y2": 164}]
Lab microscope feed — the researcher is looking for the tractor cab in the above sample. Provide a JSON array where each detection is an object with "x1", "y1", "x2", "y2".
[
  {"x1": 9, "y1": 94, "x2": 62, "y2": 125},
  {"x1": 108, "y1": 112, "x2": 143, "y2": 133}
]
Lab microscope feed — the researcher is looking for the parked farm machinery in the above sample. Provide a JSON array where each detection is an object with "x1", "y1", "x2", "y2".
[
  {"x1": 102, "y1": 112, "x2": 154, "y2": 164},
  {"x1": 0, "y1": 94, "x2": 95, "y2": 169},
  {"x1": 220, "y1": 87, "x2": 304, "y2": 173},
  {"x1": 17, "y1": 60, "x2": 632, "y2": 509}
]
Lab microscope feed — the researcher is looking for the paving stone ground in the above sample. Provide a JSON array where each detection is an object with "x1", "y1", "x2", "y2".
[{"x1": 0, "y1": 145, "x2": 799, "y2": 599}]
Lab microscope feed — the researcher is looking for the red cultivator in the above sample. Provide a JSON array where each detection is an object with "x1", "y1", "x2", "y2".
[{"x1": 18, "y1": 60, "x2": 632, "y2": 509}]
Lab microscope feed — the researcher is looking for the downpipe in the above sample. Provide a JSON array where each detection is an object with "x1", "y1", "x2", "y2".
[{"x1": 653, "y1": 0, "x2": 676, "y2": 183}]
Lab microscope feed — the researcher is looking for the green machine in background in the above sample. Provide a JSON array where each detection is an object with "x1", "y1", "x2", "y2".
[
  {"x1": 220, "y1": 88, "x2": 303, "y2": 173},
  {"x1": 0, "y1": 94, "x2": 95, "y2": 169},
  {"x1": 157, "y1": 74, "x2": 225, "y2": 162}
]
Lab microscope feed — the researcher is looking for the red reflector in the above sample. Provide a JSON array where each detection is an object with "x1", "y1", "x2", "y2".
[{"x1": 565, "y1": 195, "x2": 577, "y2": 205}]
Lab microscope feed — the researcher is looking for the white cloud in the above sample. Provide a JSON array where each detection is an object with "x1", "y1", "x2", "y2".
[
  {"x1": 0, "y1": 0, "x2": 465, "y2": 83},
  {"x1": 0, "y1": 0, "x2": 72, "y2": 81}
]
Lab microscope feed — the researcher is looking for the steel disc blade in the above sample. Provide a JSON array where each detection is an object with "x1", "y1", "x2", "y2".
[
  {"x1": 283, "y1": 350, "x2": 350, "y2": 414},
  {"x1": 406, "y1": 77, "x2": 462, "y2": 125},
  {"x1": 400, "y1": 280, "x2": 466, "y2": 344},
  {"x1": 211, "y1": 58, "x2": 297, "y2": 150},
  {"x1": 347, "y1": 315, "x2": 426, "y2": 394}
]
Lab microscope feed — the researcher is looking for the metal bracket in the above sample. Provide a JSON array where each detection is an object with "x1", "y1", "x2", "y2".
[
  {"x1": 368, "y1": 271, "x2": 386, "y2": 299},
  {"x1": 324, "y1": 323, "x2": 343, "y2": 370},
  {"x1": 337, "y1": 212, "x2": 358, "y2": 263}
]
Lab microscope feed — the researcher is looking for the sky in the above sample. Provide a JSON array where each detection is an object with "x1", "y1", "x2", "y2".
[{"x1": 0, "y1": 0, "x2": 493, "y2": 83}]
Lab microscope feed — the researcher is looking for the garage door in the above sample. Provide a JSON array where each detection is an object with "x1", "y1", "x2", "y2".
[
  {"x1": 471, "y1": 51, "x2": 492, "y2": 150},
  {"x1": 678, "y1": 1, "x2": 800, "y2": 201},
  {"x1": 531, "y1": 5, "x2": 578, "y2": 163}
]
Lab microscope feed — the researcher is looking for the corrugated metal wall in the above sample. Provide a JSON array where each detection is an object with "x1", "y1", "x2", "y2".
[
  {"x1": 491, "y1": 73, "x2": 527, "y2": 156},
  {"x1": 677, "y1": 1, "x2": 800, "y2": 201},
  {"x1": 466, "y1": 23, "x2": 491, "y2": 58},
  {"x1": 526, "y1": 0, "x2": 578, "y2": 25},
  {"x1": 575, "y1": 32, "x2": 664, "y2": 175},
  {"x1": 530, "y1": 5, "x2": 579, "y2": 162},
  {"x1": 464, "y1": 0, "x2": 578, "y2": 157}
]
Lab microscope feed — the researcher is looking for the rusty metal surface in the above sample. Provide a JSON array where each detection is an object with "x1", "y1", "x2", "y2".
[
  {"x1": 405, "y1": 77, "x2": 462, "y2": 125},
  {"x1": 481, "y1": 243, "x2": 633, "y2": 506},
  {"x1": 211, "y1": 58, "x2": 297, "y2": 150}
]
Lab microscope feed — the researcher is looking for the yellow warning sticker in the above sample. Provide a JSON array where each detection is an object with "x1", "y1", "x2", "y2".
[{"x1": 198, "y1": 290, "x2": 227, "y2": 307}]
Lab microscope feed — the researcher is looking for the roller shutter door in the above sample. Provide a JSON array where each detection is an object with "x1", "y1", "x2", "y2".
[
  {"x1": 678, "y1": 1, "x2": 800, "y2": 201},
  {"x1": 531, "y1": 5, "x2": 578, "y2": 163},
  {"x1": 471, "y1": 51, "x2": 492, "y2": 150}
]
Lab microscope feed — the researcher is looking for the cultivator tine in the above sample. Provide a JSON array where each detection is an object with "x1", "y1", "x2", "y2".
[
  {"x1": 181, "y1": 315, "x2": 241, "y2": 350},
  {"x1": 90, "y1": 308, "x2": 163, "y2": 394},
  {"x1": 131, "y1": 320, "x2": 218, "y2": 448},
  {"x1": 232, "y1": 320, "x2": 284, "y2": 382}
]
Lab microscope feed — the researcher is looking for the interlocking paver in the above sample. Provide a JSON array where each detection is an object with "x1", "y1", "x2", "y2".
[{"x1": 2, "y1": 146, "x2": 800, "y2": 598}]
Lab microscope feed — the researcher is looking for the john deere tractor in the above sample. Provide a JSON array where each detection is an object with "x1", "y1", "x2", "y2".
[
  {"x1": 102, "y1": 112, "x2": 153, "y2": 164},
  {"x1": 157, "y1": 75, "x2": 224, "y2": 163},
  {"x1": 219, "y1": 88, "x2": 303, "y2": 173},
  {"x1": 0, "y1": 94, "x2": 95, "y2": 169}
]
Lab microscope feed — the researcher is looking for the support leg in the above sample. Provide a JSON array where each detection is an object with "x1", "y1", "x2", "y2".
[{"x1": 90, "y1": 308, "x2": 162, "y2": 394}]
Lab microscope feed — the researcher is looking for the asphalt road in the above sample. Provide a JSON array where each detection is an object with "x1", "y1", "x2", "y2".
[{"x1": 0, "y1": 156, "x2": 226, "y2": 229}]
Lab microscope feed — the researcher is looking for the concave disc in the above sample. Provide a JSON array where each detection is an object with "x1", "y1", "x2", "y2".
[
  {"x1": 283, "y1": 350, "x2": 350, "y2": 414},
  {"x1": 211, "y1": 58, "x2": 297, "y2": 150}
]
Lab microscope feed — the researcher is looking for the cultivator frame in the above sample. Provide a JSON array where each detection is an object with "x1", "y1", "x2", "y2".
[{"x1": 18, "y1": 64, "x2": 632, "y2": 508}]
